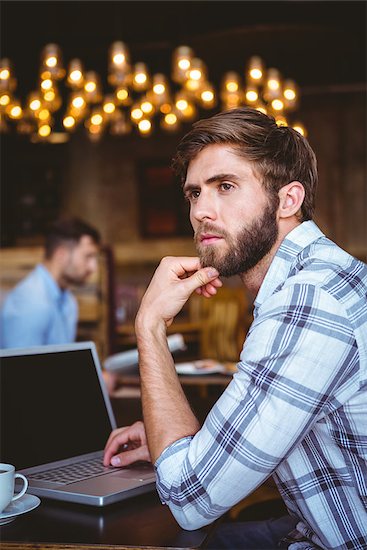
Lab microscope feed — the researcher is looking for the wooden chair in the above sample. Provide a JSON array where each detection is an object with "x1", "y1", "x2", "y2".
[{"x1": 189, "y1": 286, "x2": 253, "y2": 362}]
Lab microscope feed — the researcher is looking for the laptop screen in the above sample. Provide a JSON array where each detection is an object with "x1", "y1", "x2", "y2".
[{"x1": 0, "y1": 345, "x2": 115, "y2": 471}]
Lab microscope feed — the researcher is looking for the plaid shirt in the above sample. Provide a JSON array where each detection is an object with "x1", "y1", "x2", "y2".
[{"x1": 155, "y1": 221, "x2": 367, "y2": 549}]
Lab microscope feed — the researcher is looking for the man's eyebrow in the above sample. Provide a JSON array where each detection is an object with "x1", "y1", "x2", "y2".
[
  {"x1": 206, "y1": 173, "x2": 240, "y2": 184},
  {"x1": 182, "y1": 182, "x2": 198, "y2": 193},
  {"x1": 183, "y1": 173, "x2": 240, "y2": 191}
]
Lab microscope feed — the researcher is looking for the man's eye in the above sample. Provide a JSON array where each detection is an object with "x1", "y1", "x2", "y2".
[
  {"x1": 185, "y1": 190, "x2": 200, "y2": 201},
  {"x1": 220, "y1": 182, "x2": 233, "y2": 191}
]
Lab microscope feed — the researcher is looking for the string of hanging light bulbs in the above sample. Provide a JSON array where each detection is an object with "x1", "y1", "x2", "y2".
[{"x1": 0, "y1": 41, "x2": 306, "y2": 143}]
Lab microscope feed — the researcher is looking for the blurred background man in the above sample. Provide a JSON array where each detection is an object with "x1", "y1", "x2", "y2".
[{"x1": 0, "y1": 217, "x2": 100, "y2": 348}]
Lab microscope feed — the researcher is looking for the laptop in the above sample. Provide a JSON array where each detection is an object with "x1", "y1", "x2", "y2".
[{"x1": 0, "y1": 341, "x2": 156, "y2": 506}]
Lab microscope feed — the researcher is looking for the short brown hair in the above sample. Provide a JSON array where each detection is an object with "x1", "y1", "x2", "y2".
[
  {"x1": 172, "y1": 107, "x2": 318, "y2": 221},
  {"x1": 44, "y1": 217, "x2": 101, "y2": 259}
]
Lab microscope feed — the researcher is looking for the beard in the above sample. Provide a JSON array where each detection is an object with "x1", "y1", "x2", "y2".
[{"x1": 194, "y1": 199, "x2": 279, "y2": 278}]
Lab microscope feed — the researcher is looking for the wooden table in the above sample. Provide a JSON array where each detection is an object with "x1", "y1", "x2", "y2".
[{"x1": 0, "y1": 491, "x2": 214, "y2": 549}]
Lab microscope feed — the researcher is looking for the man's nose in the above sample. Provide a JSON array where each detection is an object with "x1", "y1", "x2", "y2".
[{"x1": 191, "y1": 193, "x2": 217, "y2": 222}]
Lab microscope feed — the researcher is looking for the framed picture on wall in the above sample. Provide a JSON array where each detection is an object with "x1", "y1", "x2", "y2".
[{"x1": 137, "y1": 159, "x2": 193, "y2": 238}]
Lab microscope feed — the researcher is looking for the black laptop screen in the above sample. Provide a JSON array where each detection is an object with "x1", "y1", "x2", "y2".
[{"x1": 0, "y1": 348, "x2": 114, "y2": 470}]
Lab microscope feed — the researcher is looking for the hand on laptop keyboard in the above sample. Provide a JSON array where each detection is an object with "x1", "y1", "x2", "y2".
[{"x1": 104, "y1": 421, "x2": 151, "y2": 468}]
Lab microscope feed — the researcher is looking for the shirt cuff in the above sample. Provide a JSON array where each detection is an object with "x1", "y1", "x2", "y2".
[{"x1": 155, "y1": 435, "x2": 193, "y2": 504}]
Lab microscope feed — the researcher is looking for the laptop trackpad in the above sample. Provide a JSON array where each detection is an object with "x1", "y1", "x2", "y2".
[
  {"x1": 112, "y1": 468, "x2": 155, "y2": 481},
  {"x1": 58, "y1": 474, "x2": 154, "y2": 496}
]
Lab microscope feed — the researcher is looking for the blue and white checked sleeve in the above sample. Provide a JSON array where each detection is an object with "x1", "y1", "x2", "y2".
[{"x1": 155, "y1": 283, "x2": 361, "y2": 532}]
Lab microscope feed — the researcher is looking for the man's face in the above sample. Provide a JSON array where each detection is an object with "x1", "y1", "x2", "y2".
[
  {"x1": 61, "y1": 235, "x2": 99, "y2": 286},
  {"x1": 184, "y1": 144, "x2": 279, "y2": 277}
]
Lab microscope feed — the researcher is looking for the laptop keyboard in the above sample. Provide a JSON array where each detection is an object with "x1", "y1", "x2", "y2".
[{"x1": 28, "y1": 457, "x2": 111, "y2": 485}]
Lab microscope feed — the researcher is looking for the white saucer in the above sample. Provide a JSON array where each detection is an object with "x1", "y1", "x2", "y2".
[
  {"x1": 0, "y1": 494, "x2": 41, "y2": 525},
  {"x1": 175, "y1": 359, "x2": 226, "y2": 375}
]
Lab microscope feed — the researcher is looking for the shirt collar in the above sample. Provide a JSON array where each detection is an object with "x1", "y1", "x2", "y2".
[
  {"x1": 254, "y1": 221, "x2": 325, "y2": 309},
  {"x1": 36, "y1": 263, "x2": 67, "y2": 304}
]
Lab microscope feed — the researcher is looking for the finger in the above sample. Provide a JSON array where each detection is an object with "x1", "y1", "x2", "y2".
[
  {"x1": 201, "y1": 283, "x2": 221, "y2": 297},
  {"x1": 110, "y1": 445, "x2": 151, "y2": 467},
  {"x1": 195, "y1": 277, "x2": 222, "y2": 295},
  {"x1": 104, "y1": 426, "x2": 128, "y2": 451},
  {"x1": 183, "y1": 267, "x2": 220, "y2": 294},
  {"x1": 103, "y1": 432, "x2": 131, "y2": 466},
  {"x1": 162, "y1": 256, "x2": 201, "y2": 279},
  {"x1": 201, "y1": 285, "x2": 218, "y2": 298}
]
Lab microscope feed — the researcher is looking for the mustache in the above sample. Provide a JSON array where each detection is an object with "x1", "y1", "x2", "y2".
[{"x1": 194, "y1": 223, "x2": 228, "y2": 243}]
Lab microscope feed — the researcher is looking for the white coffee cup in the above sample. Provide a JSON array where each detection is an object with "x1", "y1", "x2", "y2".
[{"x1": 0, "y1": 463, "x2": 28, "y2": 513}]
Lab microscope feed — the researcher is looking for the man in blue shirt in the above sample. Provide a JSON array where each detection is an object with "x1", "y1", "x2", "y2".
[
  {"x1": 103, "y1": 108, "x2": 367, "y2": 549},
  {"x1": 1, "y1": 218, "x2": 100, "y2": 348}
]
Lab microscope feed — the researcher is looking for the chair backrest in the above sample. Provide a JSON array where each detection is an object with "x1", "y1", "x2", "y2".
[{"x1": 189, "y1": 286, "x2": 252, "y2": 362}]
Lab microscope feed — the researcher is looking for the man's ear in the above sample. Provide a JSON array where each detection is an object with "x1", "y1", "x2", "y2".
[
  {"x1": 278, "y1": 181, "x2": 305, "y2": 219},
  {"x1": 52, "y1": 245, "x2": 70, "y2": 266}
]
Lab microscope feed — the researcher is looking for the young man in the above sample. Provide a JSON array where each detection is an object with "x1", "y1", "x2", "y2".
[
  {"x1": 1, "y1": 217, "x2": 100, "y2": 348},
  {"x1": 104, "y1": 108, "x2": 367, "y2": 549}
]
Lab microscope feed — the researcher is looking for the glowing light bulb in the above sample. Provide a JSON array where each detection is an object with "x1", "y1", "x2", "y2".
[
  {"x1": 160, "y1": 103, "x2": 171, "y2": 114},
  {"x1": 283, "y1": 79, "x2": 297, "y2": 102},
  {"x1": 91, "y1": 113, "x2": 103, "y2": 125},
  {"x1": 266, "y1": 68, "x2": 281, "y2": 94},
  {"x1": 153, "y1": 83, "x2": 165, "y2": 95},
  {"x1": 0, "y1": 93, "x2": 10, "y2": 106},
  {"x1": 109, "y1": 41, "x2": 129, "y2": 68},
  {"x1": 176, "y1": 99, "x2": 188, "y2": 111},
  {"x1": 165, "y1": 113, "x2": 177, "y2": 125},
  {"x1": 250, "y1": 68, "x2": 262, "y2": 80},
  {"x1": 227, "y1": 82, "x2": 238, "y2": 92},
  {"x1": 284, "y1": 88, "x2": 296, "y2": 100},
  {"x1": 72, "y1": 96, "x2": 85, "y2": 109},
  {"x1": 44, "y1": 90, "x2": 55, "y2": 102},
  {"x1": 272, "y1": 99, "x2": 284, "y2": 111},
  {"x1": 67, "y1": 59, "x2": 84, "y2": 87},
  {"x1": 116, "y1": 88, "x2": 128, "y2": 101},
  {"x1": 63, "y1": 115, "x2": 76, "y2": 128},
  {"x1": 138, "y1": 119, "x2": 151, "y2": 133},
  {"x1": 131, "y1": 107, "x2": 143, "y2": 121},
  {"x1": 201, "y1": 90, "x2": 214, "y2": 102},
  {"x1": 113, "y1": 53, "x2": 125, "y2": 65},
  {"x1": 222, "y1": 72, "x2": 241, "y2": 95},
  {"x1": 103, "y1": 101, "x2": 115, "y2": 114},
  {"x1": 246, "y1": 89, "x2": 258, "y2": 102},
  {"x1": 40, "y1": 70, "x2": 52, "y2": 80},
  {"x1": 248, "y1": 56, "x2": 264, "y2": 82},
  {"x1": 0, "y1": 69, "x2": 10, "y2": 80},
  {"x1": 46, "y1": 56, "x2": 57, "y2": 68},
  {"x1": 268, "y1": 79, "x2": 279, "y2": 91},
  {"x1": 85, "y1": 81, "x2": 96, "y2": 93},
  {"x1": 189, "y1": 69, "x2": 201, "y2": 80},
  {"x1": 30, "y1": 99, "x2": 41, "y2": 111},
  {"x1": 38, "y1": 108, "x2": 50, "y2": 121},
  {"x1": 141, "y1": 100, "x2": 153, "y2": 114},
  {"x1": 41, "y1": 79, "x2": 53, "y2": 91},
  {"x1": 38, "y1": 124, "x2": 51, "y2": 137},
  {"x1": 9, "y1": 105, "x2": 22, "y2": 118},
  {"x1": 178, "y1": 58, "x2": 190, "y2": 70},
  {"x1": 70, "y1": 70, "x2": 82, "y2": 82},
  {"x1": 135, "y1": 73, "x2": 147, "y2": 85}
]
